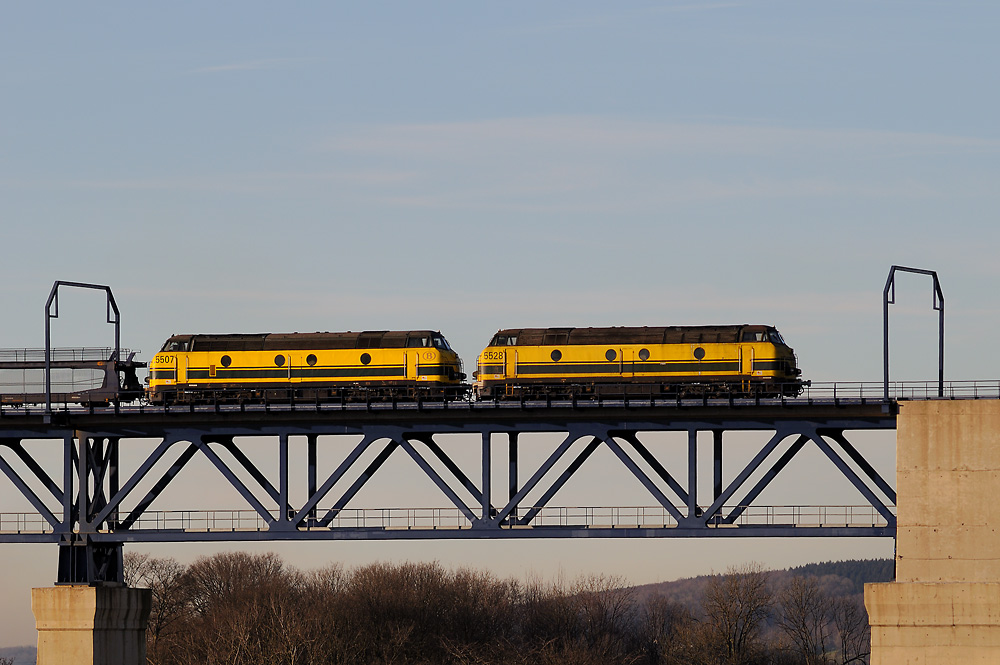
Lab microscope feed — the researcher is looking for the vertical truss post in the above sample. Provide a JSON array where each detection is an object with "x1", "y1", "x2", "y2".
[
  {"x1": 883, "y1": 265, "x2": 945, "y2": 399},
  {"x1": 713, "y1": 430, "x2": 723, "y2": 502},
  {"x1": 688, "y1": 429, "x2": 698, "y2": 519},
  {"x1": 89, "y1": 438, "x2": 106, "y2": 517},
  {"x1": 109, "y1": 438, "x2": 120, "y2": 528},
  {"x1": 482, "y1": 432, "x2": 491, "y2": 521},
  {"x1": 279, "y1": 434, "x2": 289, "y2": 525},
  {"x1": 508, "y1": 432, "x2": 518, "y2": 522},
  {"x1": 76, "y1": 431, "x2": 90, "y2": 532},
  {"x1": 307, "y1": 434, "x2": 318, "y2": 524},
  {"x1": 62, "y1": 436, "x2": 74, "y2": 533}
]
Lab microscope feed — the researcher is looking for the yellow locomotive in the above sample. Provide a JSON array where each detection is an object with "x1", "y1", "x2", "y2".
[
  {"x1": 147, "y1": 330, "x2": 465, "y2": 404},
  {"x1": 474, "y1": 325, "x2": 803, "y2": 399}
]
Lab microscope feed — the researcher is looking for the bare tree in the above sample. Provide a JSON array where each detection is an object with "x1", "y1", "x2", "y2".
[
  {"x1": 832, "y1": 596, "x2": 870, "y2": 665},
  {"x1": 123, "y1": 552, "x2": 191, "y2": 665},
  {"x1": 570, "y1": 574, "x2": 638, "y2": 662},
  {"x1": 659, "y1": 607, "x2": 720, "y2": 665},
  {"x1": 775, "y1": 575, "x2": 833, "y2": 664},
  {"x1": 702, "y1": 562, "x2": 774, "y2": 665},
  {"x1": 123, "y1": 550, "x2": 152, "y2": 587},
  {"x1": 638, "y1": 594, "x2": 687, "y2": 665}
]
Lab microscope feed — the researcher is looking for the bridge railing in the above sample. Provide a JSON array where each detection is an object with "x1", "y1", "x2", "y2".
[
  {"x1": 798, "y1": 381, "x2": 1000, "y2": 401},
  {"x1": 0, "y1": 347, "x2": 123, "y2": 363},
  {"x1": 0, "y1": 512, "x2": 56, "y2": 534},
  {"x1": 0, "y1": 347, "x2": 138, "y2": 398},
  {"x1": 0, "y1": 505, "x2": 894, "y2": 535},
  {"x1": 4, "y1": 379, "x2": 1000, "y2": 413}
]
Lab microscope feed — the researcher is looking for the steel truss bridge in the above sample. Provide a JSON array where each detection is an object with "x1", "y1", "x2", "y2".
[
  {"x1": 0, "y1": 391, "x2": 919, "y2": 585},
  {"x1": 0, "y1": 268, "x2": 964, "y2": 585}
]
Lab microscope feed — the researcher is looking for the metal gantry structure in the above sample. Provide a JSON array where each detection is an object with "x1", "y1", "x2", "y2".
[
  {"x1": 884, "y1": 265, "x2": 945, "y2": 399},
  {"x1": 0, "y1": 400, "x2": 898, "y2": 584}
]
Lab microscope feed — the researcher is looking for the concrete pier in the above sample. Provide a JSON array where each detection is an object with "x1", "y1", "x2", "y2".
[
  {"x1": 866, "y1": 400, "x2": 1000, "y2": 664},
  {"x1": 32, "y1": 585, "x2": 151, "y2": 665}
]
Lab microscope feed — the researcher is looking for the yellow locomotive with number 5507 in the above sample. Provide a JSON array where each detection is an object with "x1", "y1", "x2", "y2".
[
  {"x1": 473, "y1": 325, "x2": 803, "y2": 399},
  {"x1": 147, "y1": 330, "x2": 466, "y2": 404}
]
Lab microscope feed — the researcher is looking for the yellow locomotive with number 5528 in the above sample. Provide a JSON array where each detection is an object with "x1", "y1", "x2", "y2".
[
  {"x1": 147, "y1": 330, "x2": 466, "y2": 404},
  {"x1": 473, "y1": 324, "x2": 803, "y2": 399}
]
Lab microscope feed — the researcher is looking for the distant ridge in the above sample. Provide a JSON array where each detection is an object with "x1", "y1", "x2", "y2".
[
  {"x1": 0, "y1": 645, "x2": 36, "y2": 665},
  {"x1": 786, "y1": 558, "x2": 895, "y2": 593},
  {"x1": 629, "y1": 558, "x2": 894, "y2": 608}
]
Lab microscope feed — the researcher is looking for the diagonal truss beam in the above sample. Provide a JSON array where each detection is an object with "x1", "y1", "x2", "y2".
[
  {"x1": 413, "y1": 434, "x2": 485, "y2": 507},
  {"x1": 701, "y1": 430, "x2": 791, "y2": 524},
  {"x1": 619, "y1": 432, "x2": 689, "y2": 505},
  {"x1": 518, "y1": 437, "x2": 602, "y2": 525},
  {"x1": 318, "y1": 439, "x2": 398, "y2": 527},
  {"x1": 2, "y1": 440, "x2": 62, "y2": 502},
  {"x1": 294, "y1": 434, "x2": 377, "y2": 526},
  {"x1": 398, "y1": 436, "x2": 478, "y2": 523},
  {"x1": 0, "y1": 444, "x2": 60, "y2": 528},
  {"x1": 196, "y1": 439, "x2": 274, "y2": 524},
  {"x1": 828, "y1": 430, "x2": 897, "y2": 504},
  {"x1": 494, "y1": 432, "x2": 579, "y2": 525},
  {"x1": 117, "y1": 444, "x2": 199, "y2": 530},
  {"x1": 92, "y1": 435, "x2": 185, "y2": 527},
  {"x1": 722, "y1": 435, "x2": 809, "y2": 524},
  {"x1": 603, "y1": 435, "x2": 687, "y2": 523},
  {"x1": 214, "y1": 438, "x2": 282, "y2": 505},
  {"x1": 809, "y1": 433, "x2": 896, "y2": 526}
]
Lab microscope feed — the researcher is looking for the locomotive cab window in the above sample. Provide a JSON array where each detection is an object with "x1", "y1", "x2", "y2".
[
  {"x1": 431, "y1": 334, "x2": 451, "y2": 350},
  {"x1": 767, "y1": 329, "x2": 787, "y2": 345},
  {"x1": 741, "y1": 332, "x2": 767, "y2": 342},
  {"x1": 491, "y1": 334, "x2": 517, "y2": 346},
  {"x1": 407, "y1": 336, "x2": 430, "y2": 347},
  {"x1": 162, "y1": 340, "x2": 190, "y2": 352}
]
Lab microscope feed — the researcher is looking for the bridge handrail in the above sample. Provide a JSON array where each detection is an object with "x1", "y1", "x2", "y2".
[
  {"x1": 0, "y1": 347, "x2": 134, "y2": 363},
  {"x1": 0, "y1": 505, "x2": 895, "y2": 535}
]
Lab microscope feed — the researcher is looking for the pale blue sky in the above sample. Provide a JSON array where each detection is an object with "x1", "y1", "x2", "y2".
[{"x1": 1, "y1": 1, "x2": 998, "y2": 646}]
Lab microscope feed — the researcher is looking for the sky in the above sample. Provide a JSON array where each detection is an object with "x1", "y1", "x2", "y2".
[{"x1": 2, "y1": 0, "x2": 999, "y2": 647}]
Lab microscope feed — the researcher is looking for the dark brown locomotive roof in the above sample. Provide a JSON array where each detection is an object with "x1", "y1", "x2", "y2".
[
  {"x1": 491, "y1": 325, "x2": 770, "y2": 346},
  {"x1": 163, "y1": 331, "x2": 444, "y2": 352}
]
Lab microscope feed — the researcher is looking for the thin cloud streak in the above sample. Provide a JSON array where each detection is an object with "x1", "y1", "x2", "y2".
[
  {"x1": 515, "y1": 2, "x2": 747, "y2": 35},
  {"x1": 3, "y1": 117, "x2": 996, "y2": 210},
  {"x1": 191, "y1": 58, "x2": 317, "y2": 74},
  {"x1": 0, "y1": 170, "x2": 418, "y2": 193},
  {"x1": 328, "y1": 116, "x2": 1000, "y2": 158}
]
